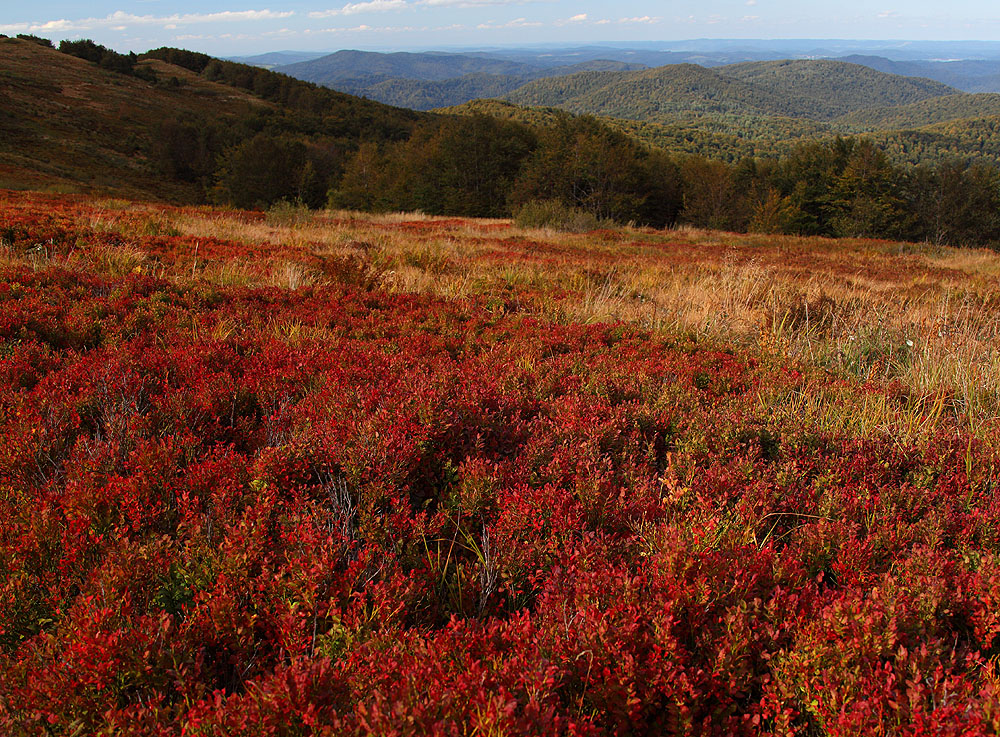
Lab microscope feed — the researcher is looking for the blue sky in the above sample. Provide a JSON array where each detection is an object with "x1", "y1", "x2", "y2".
[{"x1": 5, "y1": 1, "x2": 1000, "y2": 54}]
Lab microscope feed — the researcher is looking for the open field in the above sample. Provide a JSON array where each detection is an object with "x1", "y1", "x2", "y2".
[{"x1": 2, "y1": 189, "x2": 1000, "y2": 734}]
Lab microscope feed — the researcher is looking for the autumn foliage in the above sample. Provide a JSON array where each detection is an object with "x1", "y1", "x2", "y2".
[{"x1": 1, "y1": 190, "x2": 999, "y2": 735}]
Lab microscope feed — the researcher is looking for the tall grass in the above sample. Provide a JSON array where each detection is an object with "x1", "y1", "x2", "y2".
[{"x1": 41, "y1": 194, "x2": 1000, "y2": 436}]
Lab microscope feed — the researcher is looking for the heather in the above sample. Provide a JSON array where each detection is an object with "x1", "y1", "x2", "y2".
[{"x1": 2, "y1": 189, "x2": 1000, "y2": 734}]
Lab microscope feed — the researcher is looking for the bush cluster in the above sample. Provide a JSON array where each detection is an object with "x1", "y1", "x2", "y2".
[
  {"x1": 513, "y1": 200, "x2": 606, "y2": 232},
  {"x1": 59, "y1": 39, "x2": 157, "y2": 83}
]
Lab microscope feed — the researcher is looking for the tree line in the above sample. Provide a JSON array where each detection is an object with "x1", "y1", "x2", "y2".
[
  {"x1": 328, "y1": 114, "x2": 1000, "y2": 247},
  {"x1": 162, "y1": 107, "x2": 1000, "y2": 247}
]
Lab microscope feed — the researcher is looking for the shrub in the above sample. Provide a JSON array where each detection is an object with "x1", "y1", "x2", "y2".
[
  {"x1": 16, "y1": 34, "x2": 53, "y2": 48},
  {"x1": 513, "y1": 199, "x2": 606, "y2": 233},
  {"x1": 265, "y1": 200, "x2": 312, "y2": 228}
]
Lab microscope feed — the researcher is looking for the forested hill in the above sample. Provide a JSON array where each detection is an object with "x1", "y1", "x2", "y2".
[
  {"x1": 274, "y1": 50, "x2": 646, "y2": 110},
  {"x1": 717, "y1": 60, "x2": 956, "y2": 118},
  {"x1": 504, "y1": 60, "x2": 957, "y2": 123},
  {"x1": 279, "y1": 49, "x2": 544, "y2": 83},
  {"x1": 838, "y1": 54, "x2": 1000, "y2": 93},
  {"x1": 836, "y1": 93, "x2": 1000, "y2": 130},
  {"x1": 438, "y1": 95, "x2": 1000, "y2": 169}
]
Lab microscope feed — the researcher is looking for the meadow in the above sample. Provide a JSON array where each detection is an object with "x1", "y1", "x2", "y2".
[{"x1": 2, "y1": 188, "x2": 1000, "y2": 734}]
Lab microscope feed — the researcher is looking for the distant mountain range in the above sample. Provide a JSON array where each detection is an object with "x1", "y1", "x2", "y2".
[
  {"x1": 228, "y1": 51, "x2": 327, "y2": 69},
  {"x1": 835, "y1": 55, "x2": 1000, "y2": 94},
  {"x1": 274, "y1": 50, "x2": 646, "y2": 110},
  {"x1": 271, "y1": 45, "x2": 1000, "y2": 112},
  {"x1": 256, "y1": 45, "x2": 1000, "y2": 167}
]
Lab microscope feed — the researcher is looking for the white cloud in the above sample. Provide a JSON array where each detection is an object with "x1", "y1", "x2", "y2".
[
  {"x1": 303, "y1": 23, "x2": 469, "y2": 34},
  {"x1": 618, "y1": 16, "x2": 659, "y2": 24},
  {"x1": 476, "y1": 17, "x2": 542, "y2": 29},
  {"x1": 422, "y1": 0, "x2": 540, "y2": 6},
  {"x1": 309, "y1": 0, "x2": 409, "y2": 18},
  {"x1": 306, "y1": 0, "x2": 539, "y2": 19},
  {"x1": 0, "y1": 9, "x2": 294, "y2": 35},
  {"x1": 556, "y1": 13, "x2": 659, "y2": 27}
]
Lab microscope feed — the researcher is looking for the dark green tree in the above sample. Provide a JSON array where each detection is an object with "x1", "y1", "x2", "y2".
[
  {"x1": 828, "y1": 140, "x2": 909, "y2": 239},
  {"x1": 511, "y1": 115, "x2": 678, "y2": 225},
  {"x1": 212, "y1": 134, "x2": 309, "y2": 209}
]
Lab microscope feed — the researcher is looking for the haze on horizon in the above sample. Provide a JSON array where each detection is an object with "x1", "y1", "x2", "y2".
[{"x1": 4, "y1": 1, "x2": 1000, "y2": 56}]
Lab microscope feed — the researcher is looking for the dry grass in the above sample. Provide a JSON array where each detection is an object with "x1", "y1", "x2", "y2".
[{"x1": 19, "y1": 192, "x2": 999, "y2": 437}]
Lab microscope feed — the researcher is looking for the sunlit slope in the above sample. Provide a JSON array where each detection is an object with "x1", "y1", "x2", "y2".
[
  {"x1": 0, "y1": 39, "x2": 426, "y2": 201},
  {"x1": 0, "y1": 38, "x2": 269, "y2": 200}
]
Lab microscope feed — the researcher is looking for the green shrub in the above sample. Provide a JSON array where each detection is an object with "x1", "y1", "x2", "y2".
[
  {"x1": 16, "y1": 35, "x2": 52, "y2": 48},
  {"x1": 265, "y1": 199, "x2": 312, "y2": 227},
  {"x1": 513, "y1": 200, "x2": 606, "y2": 233}
]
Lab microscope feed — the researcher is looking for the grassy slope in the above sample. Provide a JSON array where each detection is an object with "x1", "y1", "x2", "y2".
[
  {"x1": 0, "y1": 39, "x2": 429, "y2": 203},
  {"x1": 6, "y1": 186, "x2": 1000, "y2": 434},
  {"x1": 0, "y1": 38, "x2": 274, "y2": 201},
  {"x1": 4, "y1": 189, "x2": 1000, "y2": 732}
]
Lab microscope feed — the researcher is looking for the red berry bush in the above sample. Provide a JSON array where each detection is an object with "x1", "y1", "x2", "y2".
[{"x1": 1, "y1": 192, "x2": 999, "y2": 735}]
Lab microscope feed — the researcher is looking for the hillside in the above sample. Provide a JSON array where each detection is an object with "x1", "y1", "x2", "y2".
[
  {"x1": 839, "y1": 54, "x2": 1000, "y2": 93},
  {"x1": 504, "y1": 60, "x2": 957, "y2": 124},
  {"x1": 874, "y1": 115, "x2": 1000, "y2": 166},
  {"x1": 439, "y1": 98, "x2": 826, "y2": 162},
  {"x1": 717, "y1": 59, "x2": 956, "y2": 118},
  {"x1": 332, "y1": 73, "x2": 539, "y2": 110},
  {"x1": 277, "y1": 49, "x2": 645, "y2": 110},
  {"x1": 0, "y1": 37, "x2": 266, "y2": 200},
  {"x1": 837, "y1": 93, "x2": 1000, "y2": 129},
  {"x1": 0, "y1": 38, "x2": 424, "y2": 202},
  {"x1": 504, "y1": 64, "x2": 767, "y2": 119}
]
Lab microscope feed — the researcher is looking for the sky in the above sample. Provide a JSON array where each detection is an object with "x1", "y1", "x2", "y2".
[{"x1": 5, "y1": 1, "x2": 1000, "y2": 55}]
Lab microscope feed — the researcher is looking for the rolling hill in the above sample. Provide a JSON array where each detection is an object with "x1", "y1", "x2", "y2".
[
  {"x1": 837, "y1": 93, "x2": 1000, "y2": 130},
  {"x1": 504, "y1": 60, "x2": 957, "y2": 123},
  {"x1": 439, "y1": 91, "x2": 1000, "y2": 168},
  {"x1": 716, "y1": 60, "x2": 956, "y2": 118},
  {"x1": 274, "y1": 48, "x2": 1000, "y2": 167},
  {"x1": 838, "y1": 54, "x2": 1000, "y2": 93},
  {"x1": 0, "y1": 37, "x2": 424, "y2": 201},
  {"x1": 0, "y1": 37, "x2": 266, "y2": 200},
  {"x1": 275, "y1": 49, "x2": 645, "y2": 110}
]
